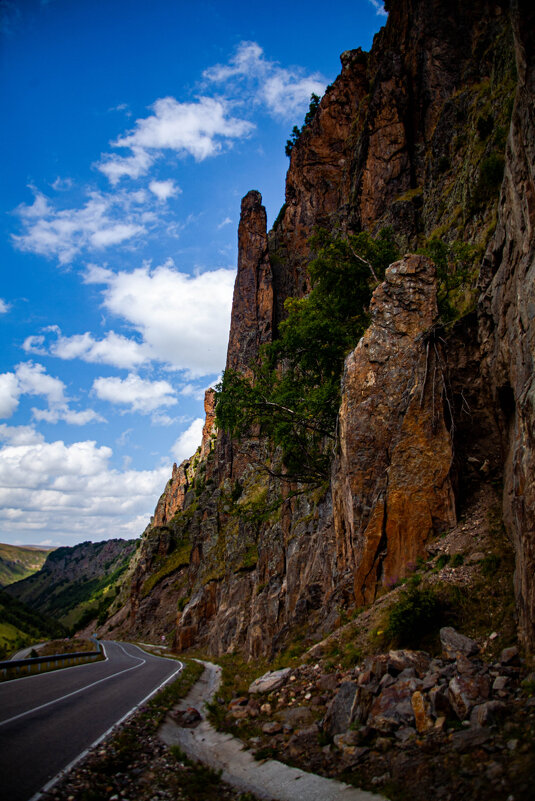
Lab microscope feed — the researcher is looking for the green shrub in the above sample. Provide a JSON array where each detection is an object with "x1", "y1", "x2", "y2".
[
  {"x1": 386, "y1": 586, "x2": 443, "y2": 648},
  {"x1": 285, "y1": 94, "x2": 321, "y2": 156},
  {"x1": 450, "y1": 553, "x2": 464, "y2": 568},
  {"x1": 481, "y1": 553, "x2": 501, "y2": 577},
  {"x1": 216, "y1": 228, "x2": 399, "y2": 482}
]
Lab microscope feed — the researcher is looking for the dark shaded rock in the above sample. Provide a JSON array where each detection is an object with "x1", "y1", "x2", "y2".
[
  {"x1": 448, "y1": 673, "x2": 491, "y2": 720},
  {"x1": 368, "y1": 678, "x2": 421, "y2": 732},
  {"x1": 500, "y1": 646, "x2": 520, "y2": 665},
  {"x1": 470, "y1": 700, "x2": 508, "y2": 727},
  {"x1": 429, "y1": 685, "x2": 454, "y2": 719},
  {"x1": 440, "y1": 627, "x2": 479, "y2": 659},
  {"x1": 323, "y1": 681, "x2": 358, "y2": 736},
  {"x1": 451, "y1": 727, "x2": 492, "y2": 752}
]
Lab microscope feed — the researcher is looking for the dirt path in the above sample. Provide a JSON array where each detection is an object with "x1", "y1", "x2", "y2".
[{"x1": 159, "y1": 660, "x2": 386, "y2": 801}]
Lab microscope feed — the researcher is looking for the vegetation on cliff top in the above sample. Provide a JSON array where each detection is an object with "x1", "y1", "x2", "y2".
[
  {"x1": 216, "y1": 228, "x2": 399, "y2": 482},
  {"x1": 285, "y1": 93, "x2": 321, "y2": 157}
]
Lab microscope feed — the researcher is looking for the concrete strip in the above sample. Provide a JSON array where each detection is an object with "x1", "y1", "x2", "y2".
[{"x1": 159, "y1": 661, "x2": 386, "y2": 801}]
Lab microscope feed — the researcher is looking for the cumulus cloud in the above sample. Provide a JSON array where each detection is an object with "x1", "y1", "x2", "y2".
[
  {"x1": 0, "y1": 298, "x2": 11, "y2": 314},
  {"x1": 0, "y1": 424, "x2": 170, "y2": 544},
  {"x1": 0, "y1": 372, "x2": 20, "y2": 417},
  {"x1": 204, "y1": 41, "x2": 327, "y2": 119},
  {"x1": 0, "y1": 362, "x2": 103, "y2": 425},
  {"x1": 149, "y1": 179, "x2": 181, "y2": 201},
  {"x1": 84, "y1": 259, "x2": 235, "y2": 377},
  {"x1": 92, "y1": 373, "x2": 177, "y2": 414},
  {"x1": 23, "y1": 327, "x2": 151, "y2": 370},
  {"x1": 172, "y1": 417, "x2": 204, "y2": 463},
  {"x1": 97, "y1": 96, "x2": 254, "y2": 185},
  {"x1": 12, "y1": 188, "x2": 149, "y2": 264}
]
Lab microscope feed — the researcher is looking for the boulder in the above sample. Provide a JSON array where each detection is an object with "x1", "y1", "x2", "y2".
[
  {"x1": 249, "y1": 667, "x2": 291, "y2": 694},
  {"x1": 367, "y1": 678, "x2": 420, "y2": 732},
  {"x1": 470, "y1": 700, "x2": 508, "y2": 727},
  {"x1": 448, "y1": 674, "x2": 491, "y2": 720},
  {"x1": 411, "y1": 690, "x2": 434, "y2": 733},
  {"x1": 440, "y1": 627, "x2": 479, "y2": 659},
  {"x1": 323, "y1": 681, "x2": 358, "y2": 736}
]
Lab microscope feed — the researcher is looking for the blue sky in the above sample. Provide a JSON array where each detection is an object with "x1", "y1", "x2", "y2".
[{"x1": 0, "y1": 0, "x2": 386, "y2": 547}]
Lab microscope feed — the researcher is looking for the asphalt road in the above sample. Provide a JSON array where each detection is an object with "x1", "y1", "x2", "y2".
[{"x1": 0, "y1": 640, "x2": 183, "y2": 801}]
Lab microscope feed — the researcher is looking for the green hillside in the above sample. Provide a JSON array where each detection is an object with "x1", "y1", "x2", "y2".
[
  {"x1": 0, "y1": 543, "x2": 55, "y2": 588},
  {"x1": 0, "y1": 589, "x2": 66, "y2": 659},
  {"x1": 7, "y1": 539, "x2": 138, "y2": 632}
]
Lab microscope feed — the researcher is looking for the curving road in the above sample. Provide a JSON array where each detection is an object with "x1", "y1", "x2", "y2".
[{"x1": 0, "y1": 641, "x2": 182, "y2": 801}]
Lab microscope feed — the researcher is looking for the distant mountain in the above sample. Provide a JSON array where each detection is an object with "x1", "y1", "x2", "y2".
[
  {"x1": 0, "y1": 589, "x2": 66, "y2": 659},
  {"x1": 6, "y1": 539, "x2": 138, "y2": 632},
  {"x1": 0, "y1": 543, "x2": 55, "y2": 588}
]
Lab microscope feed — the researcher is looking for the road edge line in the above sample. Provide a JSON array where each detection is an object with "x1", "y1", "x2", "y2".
[{"x1": 27, "y1": 658, "x2": 183, "y2": 801}]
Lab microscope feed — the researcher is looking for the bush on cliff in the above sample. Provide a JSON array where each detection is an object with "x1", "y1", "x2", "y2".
[{"x1": 216, "y1": 228, "x2": 399, "y2": 482}]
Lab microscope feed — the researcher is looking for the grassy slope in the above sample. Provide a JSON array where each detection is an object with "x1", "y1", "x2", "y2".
[
  {"x1": 0, "y1": 589, "x2": 66, "y2": 659},
  {"x1": 7, "y1": 541, "x2": 137, "y2": 632},
  {"x1": 0, "y1": 543, "x2": 54, "y2": 588}
]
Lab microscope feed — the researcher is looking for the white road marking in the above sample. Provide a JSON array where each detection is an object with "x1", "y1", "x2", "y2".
[
  {"x1": 0, "y1": 642, "x2": 144, "y2": 728},
  {"x1": 28, "y1": 654, "x2": 183, "y2": 801}
]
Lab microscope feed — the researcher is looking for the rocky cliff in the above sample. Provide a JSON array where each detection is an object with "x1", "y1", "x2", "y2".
[{"x1": 103, "y1": 0, "x2": 534, "y2": 662}]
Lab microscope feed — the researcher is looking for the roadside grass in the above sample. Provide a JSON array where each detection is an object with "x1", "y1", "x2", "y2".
[{"x1": 49, "y1": 658, "x2": 258, "y2": 801}]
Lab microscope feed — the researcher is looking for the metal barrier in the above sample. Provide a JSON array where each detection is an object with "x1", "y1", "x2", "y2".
[{"x1": 0, "y1": 644, "x2": 103, "y2": 681}]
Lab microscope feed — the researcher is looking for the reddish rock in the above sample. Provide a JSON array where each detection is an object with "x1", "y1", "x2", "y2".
[
  {"x1": 448, "y1": 674, "x2": 491, "y2": 720},
  {"x1": 333, "y1": 256, "x2": 456, "y2": 605},
  {"x1": 226, "y1": 190, "x2": 274, "y2": 374},
  {"x1": 367, "y1": 678, "x2": 421, "y2": 732}
]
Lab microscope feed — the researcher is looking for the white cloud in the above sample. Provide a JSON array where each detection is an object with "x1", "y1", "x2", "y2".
[
  {"x1": 51, "y1": 177, "x2": 73, "y2": 191},
  {"x1": 0, "y1": 425, "x2": 170, "y2": 544},
  {"x1": 24, "y1": 328, "x2": 150, "y2": 370},
  {"x1": 0, "y1": 299, "x2": 11, "y2": 314},
  {"x1": 0, "y1": 362, "x2": 103, "y2": 425},
  {"x1": 32, "y1": 406, "x2": 104, "y2": 425},
  {"x1": 217, "y1": 217, "x2": 232, "y2": 229},
  {"x1": 368, "y1": 0, "x2": 387, "y2": 17},
  {"x1": 0, "y1": 373, "x2": 21, "y2": 417},
  {"x1": 92, "y1": 373, "x2": 177, "y2": 414},
  {"x1": 12, "y1": 188, "x2": 149, "y2": 265},
  {"x1": 172, "y1": 417, "x2": 204, "y2": 463},
  {"x1": 97, "y1": 96, "x2": 254, "y2": 185},
  {"x1": 149, "y1": 179, "x2": 181, "y2": 201},
  {"x1": 85, "y1": 259, "x2": 235, "y2": 377},
  {"x1": 97, "y1": 146, "x2": 155, "y2": 185},
  {"x1": 204, "y1": 41, "x2": 327, "y2": 119}
]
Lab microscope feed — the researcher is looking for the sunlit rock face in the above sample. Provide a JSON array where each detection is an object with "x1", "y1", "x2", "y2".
[{"x1": 333, "y1": 255, "x2": 456, "y2": 604}]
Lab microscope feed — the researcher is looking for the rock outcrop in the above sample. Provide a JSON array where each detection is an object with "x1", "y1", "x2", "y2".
[
  {"x1": 226, "y1": 191, "x2": 273, "y2": 374},
  {"x1": 333, "y1": 255, "x2": 456, "y2": 604}
]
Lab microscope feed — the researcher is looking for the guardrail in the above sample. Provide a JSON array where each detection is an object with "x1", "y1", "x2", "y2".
[{"x1": 0, "y1": 641, "x2": 103, "y2": 681}]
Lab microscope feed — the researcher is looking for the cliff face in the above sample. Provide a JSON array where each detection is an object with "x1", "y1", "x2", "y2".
[
  {"x1": 105, "y1": 0, "x2": 534, "y2": 658},
  {"x1": 479, "y1": 0, "x2": 535, "y2": 652}
]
